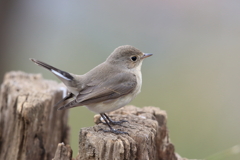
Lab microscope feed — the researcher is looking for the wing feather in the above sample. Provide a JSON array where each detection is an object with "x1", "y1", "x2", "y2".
[
  {"x1": 58, "y1": 73, "x2": 137, "y2": 110},
  {"x1": 77, "y1": 73, "x2": 137, "y2": 104}
]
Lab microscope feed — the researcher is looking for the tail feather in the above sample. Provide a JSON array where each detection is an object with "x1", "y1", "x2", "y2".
[
  {"x1": 58, "y1": 99, "x2": 79, "y2": 110},
  {"x1": 30, "y1": 58, "x2": 58, "y2": 71},
  {"x1": 30, "y1": 58, "x2": 74, "y2": 81},
  {"x1": 54, "y1": 92, "x2": 74, "y2": 107}
]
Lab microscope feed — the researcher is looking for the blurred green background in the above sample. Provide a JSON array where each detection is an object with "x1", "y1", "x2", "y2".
[{"x1": 0, "y1": 1, "x2": 240, "y2": 159}]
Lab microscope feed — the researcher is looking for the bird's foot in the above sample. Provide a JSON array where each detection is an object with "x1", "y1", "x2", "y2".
[
  {"x1": 98, "y1": 128, "x2": 129, "y2": 135},
  {"x1": 109, "y1": 120, "x2": 128, "y2": 125},
  {"x1": 100, "y1": 119, "x2": 128, "y2": 126}
]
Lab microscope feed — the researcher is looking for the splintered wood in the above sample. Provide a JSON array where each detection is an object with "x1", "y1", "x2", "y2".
[{"x1": 0, "y1": 71, "x2": 70, "y2": 160}]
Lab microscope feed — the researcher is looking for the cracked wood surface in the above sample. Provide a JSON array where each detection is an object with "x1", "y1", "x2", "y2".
[
  {"x1": 0, "y1": 71, "x2": 70, "y2": 160},
  {"x1": 76, "y1": 105, "x2": 190, "y2": 160}
]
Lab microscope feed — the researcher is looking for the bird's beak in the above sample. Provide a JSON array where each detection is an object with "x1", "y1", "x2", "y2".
[{"x1": 141, "y1": 53, "x2": 153, "y2": 59}]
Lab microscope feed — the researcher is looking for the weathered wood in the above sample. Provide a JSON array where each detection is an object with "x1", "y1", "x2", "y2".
[
  {"x1": 52, "y1": 143, "x2": 72, "y2": 160},
  {"x1": 0, "y1": 71, "x2": 70, "y2": 160},
  {"x1": 75, "y1": 105, "x2": 191, "y2": 160}
]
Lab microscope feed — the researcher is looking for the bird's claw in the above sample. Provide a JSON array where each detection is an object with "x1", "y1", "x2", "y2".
[
  {"x1": 98, "y1": 128, "x2": 129, "y2": 135},
  {"x1": 100, "y1": 119, "x2": 128, "y2": 126}
]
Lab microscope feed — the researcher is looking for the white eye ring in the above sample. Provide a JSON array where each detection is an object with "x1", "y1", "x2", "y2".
[{"x1": 130, "y1": 56, "x2": 137, "y2": 61}]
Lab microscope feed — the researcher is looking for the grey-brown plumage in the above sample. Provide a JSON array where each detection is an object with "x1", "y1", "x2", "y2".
[{"x1": 30, "y1": 45, "x2": 152, "y2": 134}]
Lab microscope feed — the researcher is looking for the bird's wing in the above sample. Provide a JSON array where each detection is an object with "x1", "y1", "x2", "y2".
[
  {"x1": 57, "y1": 73, "x2": 137, "y2": 110},
  {"x1": 77, "y1": 73, "x2": 137, "y2": 103}
]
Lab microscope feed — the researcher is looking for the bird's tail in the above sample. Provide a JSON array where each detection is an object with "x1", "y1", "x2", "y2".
[
  {"x1": 29, "y1": 58, "x2": 74, "y2": 81},
  {"x1": 58, "y1": 99, "x2": 79, "y2": 110}
]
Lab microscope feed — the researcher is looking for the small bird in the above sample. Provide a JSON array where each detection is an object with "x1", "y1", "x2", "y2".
[{"x1": 30, "y1": 45, "x2": 152, "y2": 134}]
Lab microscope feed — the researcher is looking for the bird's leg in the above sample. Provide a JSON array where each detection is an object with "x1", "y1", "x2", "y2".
[
  {"x1": 98, "y1": 113, "x2": 128, "y2": 134},
  {"x1": 99, "y1": 113, "x2": 128, "y2": 126},
  {"x1": 103, "y1": 113, "x2": 128, "y2": 126}
]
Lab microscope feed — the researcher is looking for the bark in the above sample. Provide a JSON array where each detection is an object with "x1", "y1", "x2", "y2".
[{"x1": 0, "y1": 71, "x2": 70, "y2": 160}]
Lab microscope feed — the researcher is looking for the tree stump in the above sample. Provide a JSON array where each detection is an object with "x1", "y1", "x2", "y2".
[
  {"x1": 75, "y1": 105, "x2": 189, "y2": 160},
  {"x1": 0, "y1": 71, "x2": 70, "y2": 160}
]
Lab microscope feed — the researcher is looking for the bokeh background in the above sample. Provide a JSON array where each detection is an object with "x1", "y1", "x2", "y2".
[{"x1": 1, "y1": 1, "x2": 240, "y2": 159}]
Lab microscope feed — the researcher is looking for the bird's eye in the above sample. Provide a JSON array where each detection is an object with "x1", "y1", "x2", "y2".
[{"x1": 131, "y1": 56, "x2": 137, "y2": 61}]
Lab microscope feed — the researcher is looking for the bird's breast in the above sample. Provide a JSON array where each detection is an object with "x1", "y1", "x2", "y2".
[{"x1": 133, "y1": 69, "x2": 142, "y2": 96}]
